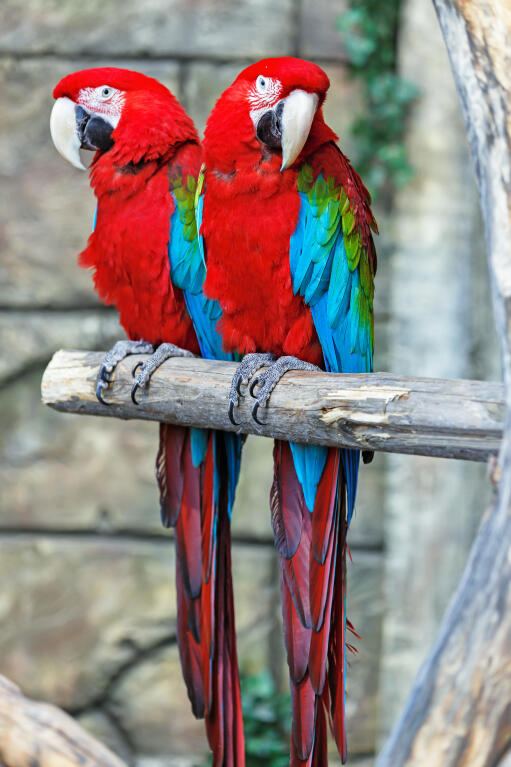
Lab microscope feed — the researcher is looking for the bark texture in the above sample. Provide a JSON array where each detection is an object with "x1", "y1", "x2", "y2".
[
  {"x1": 378, "y1": 0, "x2": 495, "y2": 737},
  {"x1": 0, "y1": 675, "x2": 128, "y2": 767},
  {"x1": 41, "y1": 349, "x2": 503, "y2": 461},
  {"x1": 375, "y1": 2, "x2": 511, "y2": 765}
]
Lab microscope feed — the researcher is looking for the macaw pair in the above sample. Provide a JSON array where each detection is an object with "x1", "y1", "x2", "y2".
[{"x1": 50, "y1": 58, "x2": 377, "y2": 767}]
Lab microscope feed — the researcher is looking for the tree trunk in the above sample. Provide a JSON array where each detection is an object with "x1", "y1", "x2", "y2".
[
  {"x1": 375, "y1": 2, "x2": 511, "y2": 765},
  {"x1": 378, "y1": 0, "x2": 497, "y2": 739}
]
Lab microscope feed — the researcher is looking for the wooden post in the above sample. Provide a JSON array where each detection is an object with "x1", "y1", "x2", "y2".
[
  {"x1": 0, "y1": 675, "x2": 128, "y2": 767},
  {"x1": 41, "y1": 349, "x2": 504, "y2": 461},
  {"x1": 375, "y1": 3, "x2": 511, "y2": 766}
]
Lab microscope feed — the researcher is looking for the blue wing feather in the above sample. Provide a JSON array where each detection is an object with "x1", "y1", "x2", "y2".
[
  {"x1": 168, "y1": 186, "x2": 242, "y2": 515},
  {"x1": 288, "y1": 180, "x2": 374, "y2": 522},
  {"x1": 169, "y1": 191, "x2": 233, "y2": 363}
]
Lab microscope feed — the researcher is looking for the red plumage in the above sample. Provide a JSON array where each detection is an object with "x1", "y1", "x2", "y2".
[
  {"x1": 157, "y1": 423, "x2": 186, "y2": 528},
  {"x1": 69, "y1": 74, "x2": 201, "y2": 350},
  {"x1": 202, "y1": 63, "x2": 374, "y2": 362},
  {"x1": 200, "y1": 57, "x2": 375, "y2": 765},
  {"x1": 53, "y1": 68, "x2": 243, "y2": 766},
  {"x1": 273, "y1": 442, "x2": 347, "y2": 763}
]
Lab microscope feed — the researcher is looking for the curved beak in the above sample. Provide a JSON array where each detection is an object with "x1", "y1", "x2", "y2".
[
  {"x1": 279, "y1": 89, "x2": 318, "y2": 171},
  {"x1": 255, "y1": 89, "x2": 319, "y2": 171},
  {"x1": 50, "y1": 97, "x2": 86, "y2": 170},
  {"x1": 50, "y1": 97, "x2": 115, "y2": 170}
]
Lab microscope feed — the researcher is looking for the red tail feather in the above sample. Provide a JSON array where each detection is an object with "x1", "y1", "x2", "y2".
[
  {"x1": 175, "y1": 439, "x2": 203, "y2": 599},
  {"x1": 281, "y1": 571, "x2": 311, "y2": 684},
  {"x1": 157, "y1": 423, "x2": 187, "y2": 527},
  {"x1": 201, "y1": 441, "x2": 216, "y2": 583},
  {"x1": 311, "y1": 450, "x2": 339, "y2": 564},
  {"x1": 176, "y1": 563, "x2": 205, "y2": 718},
  {"x1": 329, "y1": 508, "x2": 348, "y2": 762},
  {"x1": 272, "y1": 440, "x2": 351, "y2": 766},
  {"x1": 309, "y1": 498, "x2": 337, "y2": 633},
  {"x1": 311, "y1": 695, "x2": 329, "y2": 767},
  {"x1": 205, "y1": 443, "x2": 244, "y2": 766},
  {"x1": 290, "y1": 731, "x2": 314, "y2": 767},
  {"x1": 309, "y1": 521, "x2": 338, "y2": 695},
  {"x1": 271, "y1": 441, "x2": 304, "y2": 558},
  {"x1": 157, "y1": 426, "x2": 245, "y2": 766},
  {"x1": 291, "y1": 672, "x2": 316, "y2": 761},
  {"x1": 282, "y1": 515, "x2": 313, "y2": 628}
]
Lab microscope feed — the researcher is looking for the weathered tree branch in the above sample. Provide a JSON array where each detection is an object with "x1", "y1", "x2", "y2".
[
  {"x1": 41, "y1": 349, "x2": 504, "y2": 462},
  {"x1": 0, "y1": 675, "x2": 128, "y2": 767},
  {"x1": 375, "y1": 3, "x2": 511, "y2": 766}
]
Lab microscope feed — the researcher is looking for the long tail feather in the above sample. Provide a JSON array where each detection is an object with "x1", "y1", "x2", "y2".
[
  {"x1": 329, "y1": 509, "x2": 348, "y2": 762},
  {"x1": 157, "y1": 425, "x2": 245, "y2": 766},
  {"x1": 157, "y1": 423, "x2": 186, "y2": 527},
  {"x1": 272, "y1": 440, "x2": 350, "y2": 766},
  {"x1": 176, "y1": 562, "x2": 205, "y2": 717}
]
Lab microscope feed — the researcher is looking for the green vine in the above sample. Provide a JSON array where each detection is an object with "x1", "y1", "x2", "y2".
[
  {"x1": 199, "y1": 670, "x2": 291, "y2": 767},
  {"x1": 338, "y1": 0, "x2": 419, "y2": 200},
  {"x1": 241, "y1": 671, "x2": 291, "y2": 767}
]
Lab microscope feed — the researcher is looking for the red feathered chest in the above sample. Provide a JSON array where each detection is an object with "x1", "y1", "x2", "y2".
[
  {"x1": 79, "y1": 158, "x2": 199, "y2": 353},
  {"x1": 201, "y1": 164, "x2": 322, "y2": 367}
]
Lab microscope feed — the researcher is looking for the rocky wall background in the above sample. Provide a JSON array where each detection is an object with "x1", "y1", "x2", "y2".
[{"x1": 0, "y1": 1, "x2": 499, "y2": 765}]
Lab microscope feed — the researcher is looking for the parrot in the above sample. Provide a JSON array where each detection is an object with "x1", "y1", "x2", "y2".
[
  {"x1": 196, "y1": 57, "x2": 377, "y2": 765},
  {"x1": 50, "y1": 67, "x2": 245, "y2": 766}
]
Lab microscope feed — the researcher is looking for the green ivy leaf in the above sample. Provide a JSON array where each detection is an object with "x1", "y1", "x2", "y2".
[{"x1": 337, "y1": 0, "x2": 419, "y2": 200}]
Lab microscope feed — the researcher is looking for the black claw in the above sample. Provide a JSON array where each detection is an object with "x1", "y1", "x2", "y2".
[
  {"x1": 228, "y1": 400, "x2": 239, "y2": 426},
  {"x1": 131, "y1": 381, "x2": 141, "y2": 405},
  {"x1": 235, "y1": 376, "x2": 244, "y2": 397},
  {"x1": 99, "y1": 365, "x2": 113, "y2": 383},
  {"x1": 96, "y1": 382, "x2": 110, "y2": 406},
  {"x1": 132, "y1": 361, "x2": 143, "y2": 378},
  {"x1": 252, "y1": 401, "x2": 264, "y2": 425},
  {"x1": 249, "y1": 377, "x2": 261, "y2": 397}
]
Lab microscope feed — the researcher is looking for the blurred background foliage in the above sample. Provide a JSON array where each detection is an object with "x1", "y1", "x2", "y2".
[
  {"x1": 338, "y1": 0, "x2": 419, "y2": 200},
  {"x1": 198, "y1": 671, "x2": 290, "y2": 767},
  {"x1": 241, "y1": 671, "x2": 291, "y2": 767}
]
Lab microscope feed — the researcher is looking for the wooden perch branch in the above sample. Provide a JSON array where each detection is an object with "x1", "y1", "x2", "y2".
[
  {"x1": 0, "y1": 675, "x2": 128, "y2": 767},
  {"x1": 375, "y1": 3, "x2": 511, "y2": 766},
  {"x1": 41, "y1": 349, "x2": 504, "y2": 462}
]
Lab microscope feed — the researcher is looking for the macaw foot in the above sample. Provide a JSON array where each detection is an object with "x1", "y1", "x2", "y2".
[
  {"x1": 96, "y1": 339, "x2": 154, "y2": 405},
  {"x1": 131, "y1": 343, "x2": 196, "y2": 405},
  {"x1": 227, "y1": 353, "x2": 276, "y2": 426},
  {"x1": 249, "y1": 355, "x2": 321, "y2": 425}
]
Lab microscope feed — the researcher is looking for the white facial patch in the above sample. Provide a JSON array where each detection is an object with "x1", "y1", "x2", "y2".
[
  {"x1": 248, "y1": 76, "x2": 282, "y2": 128},
  {"x1": 77, "y1": 86, "x2": 125, "y2": 128}
]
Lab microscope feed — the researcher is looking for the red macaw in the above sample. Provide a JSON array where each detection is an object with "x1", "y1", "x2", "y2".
[
  {"x1": 50, "y1": 67, "x2": 244, "y2": 767},
  {"x1": 197, "y1": 58, "x2": 377, "y2": 764}
]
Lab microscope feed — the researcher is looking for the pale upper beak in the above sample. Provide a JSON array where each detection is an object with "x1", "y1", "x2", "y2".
[
  {"x1": 50, "y1": 96, "x2": 116, "y2": 170},
  {"x1": 50, "y1": 97, "x2": 87, "y2": 170},
  {"x1": 279, "y1": 89, "x2": 319, "y2": 171},
  {"x1": 254, "y1": 89, "x2": 319, "y2": 171}
]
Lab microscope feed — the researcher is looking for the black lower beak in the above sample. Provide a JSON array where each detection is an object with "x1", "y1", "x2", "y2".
[
  {"x1": 75, "y1": 105, "x2": 114, "y2": 153},
  {"x1": 256, "y1": 102, "x2": 284, "y2": 150}
]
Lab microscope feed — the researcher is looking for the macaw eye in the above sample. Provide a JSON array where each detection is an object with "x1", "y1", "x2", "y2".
[
  {"x1": 256, "y1": 75, "x2": 267, "y2": 94},
  {"x1": 98, "y1": 86, "x2": 114, "y2": 101}
]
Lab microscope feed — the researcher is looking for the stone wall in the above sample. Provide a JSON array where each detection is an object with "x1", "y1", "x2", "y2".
[
  {"x1": 0, "y1": 1, "x2": 498, "y2": 765},
  {"x1": 378, "y1": 0, "x2": 500, "y2": 742}
]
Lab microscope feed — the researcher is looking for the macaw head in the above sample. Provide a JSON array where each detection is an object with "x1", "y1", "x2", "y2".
[
  {"x1": 51, "y1": 67, "x2": 198, "y2": 171},
  {"x1": 204, "y1": 57, "x2": 335, "y2": 173}
]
